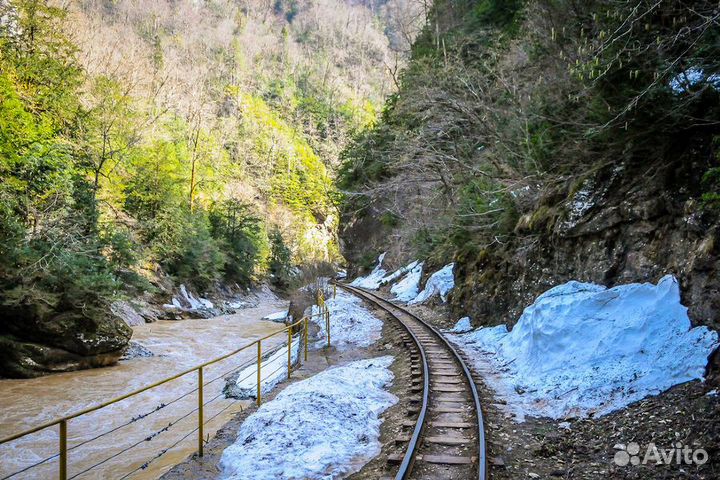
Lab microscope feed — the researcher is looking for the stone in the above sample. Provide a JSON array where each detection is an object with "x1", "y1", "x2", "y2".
[
  {"x1": 0, "y1": 303, "x2": 131, "y2": 378},
  {"x1": 111, "y1": 300, "x2": 145, "y2": 327}
]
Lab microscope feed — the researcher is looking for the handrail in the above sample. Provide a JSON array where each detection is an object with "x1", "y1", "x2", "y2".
[
  {"x1": 0, "y1": 316, "x2": 304, "y2": 445},
  {"x1": 0, "y1": 289, "x2": 332, "y2": 480}
]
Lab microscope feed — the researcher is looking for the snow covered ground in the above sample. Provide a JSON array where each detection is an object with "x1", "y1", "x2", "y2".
[
  {"x1": 409, "y1": 263, "x2": 455, "y2": 304},
  {"x1": 347, "y1": 257, "x2": 455, "y2": 305},
  {"x1": 390, "y1": 262, "x2": 423, "y2": 302},
  {"x1": 225, "y1": 336, "x2": 302, "y2": 399},
  {"x1": 349, "y1": 252, "x2": 388, "y2": 289},
  {"x1": 311, "y1": 291, "x2": 383, "y2": 349},
  {"x1": 449, "y1": 275, "x2": 719, "y2": 420},
  {"x1": 446, "y1": 316, "x2": 473, "y2": 334},
  {"x1": 219, "y1": 356, "x2": 398, "y2": 480}
]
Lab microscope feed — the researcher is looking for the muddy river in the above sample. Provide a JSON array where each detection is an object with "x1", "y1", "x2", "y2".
[{"x1": 0, "y1": 300, "x2": 288, "y2": 480}]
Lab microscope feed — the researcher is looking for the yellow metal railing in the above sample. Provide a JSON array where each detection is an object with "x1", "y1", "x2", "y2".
[{"x1": 0, "y1": 289, "x2": 332, "y2": 480}]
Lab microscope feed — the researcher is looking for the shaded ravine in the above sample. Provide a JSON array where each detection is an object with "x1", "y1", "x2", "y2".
[{"x1": 0, "y1": 301, "x2": 287, "y2": 480}]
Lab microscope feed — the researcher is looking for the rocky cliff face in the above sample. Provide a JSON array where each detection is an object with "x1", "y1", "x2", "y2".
[
  {"x1": 452, "y1": 155, "x2": 720, "y2": 333},
  {"x1": 341, "y1": 147, "x2": 720, "y2": 337}
]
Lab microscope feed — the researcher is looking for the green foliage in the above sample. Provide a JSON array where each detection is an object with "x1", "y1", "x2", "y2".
[
  {"x1": 268, "y1": 229, "x2": 294, "y2": 289},
  {"x1": 701, "y1": 137, "x2": 720, "y2": 208},
  {"x1": 337, "y1": 126, "x2": 393, "y2": 189},
  {"x1": 0, "y1": 1, "x2": 120, "y2": 322},
  {"x1": 210, "y1": 200, "x2": 269, "y2": 286},
  {"x1": 1, "y1": 0, "x2": 393, "y2": 340},
  {"x1": 340, "y1": 0, "x2": 720, "y2": 267},
  {"x1": 157, "y1": 210, "x2": 226, "y2": 292}
]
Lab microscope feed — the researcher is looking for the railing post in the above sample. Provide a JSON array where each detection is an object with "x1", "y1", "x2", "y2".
[
  {"x1": 198, "y1": 367, "x2": 204, "y2": 457},
  {"x1": 326, "y1": 309, "x2": 331, "y2": 348},
  {"x1": 304, "y1": 317, "x2": 309, "y2": 361},
  {"x1": 287, "y1": 327, "x2": 292, "y2": 379},
  {"x1": 256, "y1": 340, "x2": 262, "y2": 406},
  {"x1": 59, "y1": 420, "x2": 67, "y2": 480}
]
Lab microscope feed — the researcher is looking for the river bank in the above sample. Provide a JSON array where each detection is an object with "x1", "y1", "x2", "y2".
[{"x1": 0, "y1": 299, "x2": 288, "y2": 480}]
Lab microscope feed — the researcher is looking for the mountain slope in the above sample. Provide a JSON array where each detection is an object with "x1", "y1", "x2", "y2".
[
  {"x1": 0, "y1": 0, "x2": 422, "y2": 377},
  {"x1": 339, "y1": 0, "x2": 720, "y2": 335}
]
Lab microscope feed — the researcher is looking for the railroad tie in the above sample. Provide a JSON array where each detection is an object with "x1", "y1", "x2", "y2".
[
  {"x1": 425, "y1": 435, "x2": 470, "y2": 445},
  {"x1": 417, "y1": 454, "x2": 477, "y2": 465},
  {"x1": 387, "y1": 453, "x2": 404, "y2": 464},
  {"x1": 433, "y1": 406, "x2": 467, "y2": 413},
  {"x1": 435, "y1": 394, "x2": 467, "y2": 403},
  {"x1": 434, "y1": 385, "x2": 465, "y2": 393},
  {"x1": 433, "y1": 378, "x2": 462, "y2": 384},
  {"x1": 431, "y1": 421, "x2": 474, "y2": 428}
]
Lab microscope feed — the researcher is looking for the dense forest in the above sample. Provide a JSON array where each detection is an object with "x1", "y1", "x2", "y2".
[
  {"x1": 340, "y1": 0, "x2": 720, "y2": 331},
  {"x1": 0, "y1": 0, "x2": 423, "y2": 376}
]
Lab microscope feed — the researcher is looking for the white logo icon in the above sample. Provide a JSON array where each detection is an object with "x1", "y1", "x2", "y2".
[{"x1": 613, "y1": 442, "x2": 708, "y2": 466}]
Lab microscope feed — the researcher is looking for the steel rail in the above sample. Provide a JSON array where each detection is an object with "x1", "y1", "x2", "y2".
[
  {"x1": 338, "y1": 284, "x2": 429, "y2": 480},
  {"x1": 339, "y1": 283, "x2": 487, "y2": 480}
]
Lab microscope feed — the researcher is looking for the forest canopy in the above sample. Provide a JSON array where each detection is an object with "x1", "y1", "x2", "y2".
[{"x1": 0, "y1": 0, "x2": 424, "y2": 315}]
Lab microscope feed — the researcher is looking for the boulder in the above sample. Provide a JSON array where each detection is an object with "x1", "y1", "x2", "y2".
[{"x1": 0, "y1": 304, "x2": 131, "y2": 378}]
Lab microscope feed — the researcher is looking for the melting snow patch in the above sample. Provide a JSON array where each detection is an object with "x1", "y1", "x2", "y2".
[
  {"x1": 224, "y1": 336, "x2": 301, "y2": 400},
  {"x1": 349, "y1": 252, "x2": 387, "y2": 289},
  {"x1": 219, "y1": 356, "x2": 398, "y2": 480},
  {"x1": 179, "y1": 284, "x2": 213, "y2": 309},
  {"x1": 447, "y1": 317, "x2": 473, "y2": 334},
  {"x1": 381, "y1": 260, "x2": 419, "y2": 286},
  {"x1": 391, "y1": 262, "x2": 423, "y2": 302},
  {"x1": 449, "y1": 275, "x2": 718, "y2": 420},
  {"x1": 262, "y1": 310, "x2": 288, "y2": 323},
  {"x1": 410, "y1": 263, "x2": 455, "y2": 304},
  {"x1": 311, "y1": 291, "x2": 383, "y2": 349}
]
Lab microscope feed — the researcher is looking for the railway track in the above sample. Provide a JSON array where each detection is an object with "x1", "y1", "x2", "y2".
[{"x1": 337, "y1": 284, "x2": 486, "y2": 480}]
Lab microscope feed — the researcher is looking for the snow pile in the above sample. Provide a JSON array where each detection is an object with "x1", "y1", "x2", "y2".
[
  {"x1": 220, "y1": 356, "x2": 398, "y2": 480},
  {"x1": 311, "y1": 291, "x2": 383, "y2": 349},
  {"x1": 224, "y1": 336, "x2": 301, "y2": 399},
  {"x1": 449, "y1": 275, "x2": 719, "y2": 420},
  {"x1": 163, "y1": 284, "x2": 214, "y2": 313},
  {"x1": 179, "y1": 284, "x2": 213, "y2": 309},
  {"x1": 409, "y1": 263, "x2": 455, "y2": 304},
  {"x1": 262, "y1": 310, "x2": 288, "y2": 323},
  {"x1": 349, "y1": 252, "x2": 387, "y2": 289},
  {"x1": 447, "y1": 317, "x2": 473, "y2": 334},
  {"x1": 390, "y1": 262, "x2": 423, "y2": 303},
  {"x1": 380, "y1": 260, "x2": 419, "y2": 286}
]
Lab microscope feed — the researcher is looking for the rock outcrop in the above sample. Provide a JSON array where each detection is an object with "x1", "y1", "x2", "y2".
[
  {"x1": 452, "y1": 158, "x2": 720, "y2": 334},
  {"x1": 0, "y1": 306, "x2": 131, "y2": 378}
]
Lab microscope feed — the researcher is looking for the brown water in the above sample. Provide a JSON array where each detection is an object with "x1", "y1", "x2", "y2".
[{"x1": 0, "y1": 301, "x2": 288, "y2": 480}]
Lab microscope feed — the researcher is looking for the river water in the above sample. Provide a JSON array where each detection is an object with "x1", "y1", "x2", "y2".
[{"x1": 0, "y1": 300, "x2": 288, "y2": 480}]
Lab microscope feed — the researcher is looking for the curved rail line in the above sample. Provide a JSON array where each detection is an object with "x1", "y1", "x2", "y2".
[{"x1": 338, "y1": 284, "x2": 487, "y2": 480}]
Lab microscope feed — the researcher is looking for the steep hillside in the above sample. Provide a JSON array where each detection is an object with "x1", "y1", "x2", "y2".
[
  {"x1": 0, "y1": 0, "x2": 423, "y2": 377},
  {"x1": 339, "y1": 0, "x2": 720, "y2": 334}
]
